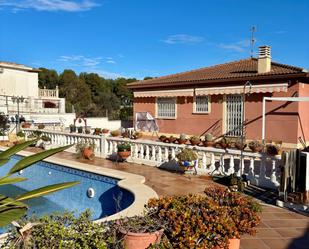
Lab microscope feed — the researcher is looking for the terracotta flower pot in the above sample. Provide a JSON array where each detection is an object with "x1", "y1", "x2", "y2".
[
  {"x1": 203, "y1": 141, "x2": 214, "y2": 147},
  {"x1": 177, "y1": 139, "x2": 187, "y2": 144},
  {"x1": 190, "y1": 140, "x2": 200, "y2": 146},
  {"x1": 220, "y1": 142, "x2": 231, "y2": 149},
  {"x1": 22, "y1": 123, "x2": 31, "y2": 128},
  {"x1": 83, "y1": 148, "x2": 94, "y2": 160},
  {"x1": 227, "y1": 238, "x2": 240, "y2": 249},
  {"x1": 215, "y1": 238, "x2": 240, "y2": 249},
  {"x1": 102, "y1": 129, "x2": 109, "y2": 134},
  {"x1": 235, "y1": 143, "x2": 247, "y2": 150},
  {"x1": 118, "y1": 150, "x2": 131, "y2": 159},
  {"x1": 122, "y1": 229, "x2": 163, "y2": 249},
  {"x1": 249, "y1": 145, "x2": 263, "y2": 153}
]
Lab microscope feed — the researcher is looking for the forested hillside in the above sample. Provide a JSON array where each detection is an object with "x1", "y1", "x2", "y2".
[{"x1": 38, "y1": 68, "x2": 138, "y2": 119}]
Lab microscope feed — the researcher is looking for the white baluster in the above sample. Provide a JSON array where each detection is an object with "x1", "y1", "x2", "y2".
[
  {"x1": 139, "y1": 144, "x2": 144, "y2": 159},
  {"x1": 209, "y1": 153, "x2": 216, "y2": 173},
  {"x1": 164, "y1": 147, "x2": 169, "y2": 162},
  {"x1": 171, "y1": 147, "x2": 176, "y2": 160},
  {"x1": 220, "y1": 154, "x2": 225, "y2": 174},
  {"x1": 270, "y1": 159, "x2": 280, "y2": 187},
  {"x1": 202, "y1": 152, "x2": 207, "y2": 170},
  {"x1": 236, "y1": 157, "x2": 244, "y2": 177},
  {"x1": 157, "y1": 146, "x2": 162, "y2": 162},
  {"x1": 247, "y1": 157, "x2": 255, "y2": 182},
  {"x1": 227, "y1": 155, "x2": 235, "y2": 174},
  {"x1": 151, "y1": 145, "x2": 156, "y2": 161},
  {"x1": 134, "y1": 144, "x2": 139, "y2": 158},
  {"x1": 259, "y1": 155, "x2": 266, "y2": 180},
  {"x1": 145, "y1": 145, "x2": 150, "y2": 160}
]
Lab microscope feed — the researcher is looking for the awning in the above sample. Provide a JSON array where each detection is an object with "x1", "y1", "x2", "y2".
[
  {"x1": 134, "y1": 83, "x2": 288, "y2": 97},
  {"x1": 134, "y1": 89, "x2": 194, "y2": 98},
  {"x1": 195, "y1": 83, "x2": 288, "y2": 96}
]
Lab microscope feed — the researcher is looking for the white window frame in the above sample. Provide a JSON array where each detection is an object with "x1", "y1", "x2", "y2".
[
  {"x1": 193, "y1": 95, "x2": 211, "y2": 114},
  {"x1": 156, "y1": 97, "x2": 177, "y2": 119}
]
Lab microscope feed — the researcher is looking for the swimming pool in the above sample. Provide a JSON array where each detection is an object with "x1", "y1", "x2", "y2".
[{"x1": 0, "y1": 154, "x2": 134, "y2": 233}]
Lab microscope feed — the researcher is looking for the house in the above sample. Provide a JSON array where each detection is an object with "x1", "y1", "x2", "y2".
[
  {"x1": 128, "y1": 46, "x2": 309, "y2": 148},
  {"x1": 0, "y1": 61, "x2": 75, "y2": 127}
]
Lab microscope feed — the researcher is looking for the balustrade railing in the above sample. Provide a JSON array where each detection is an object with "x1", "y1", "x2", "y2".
[{"x1": 22, "y1": 128, "x2": 281, "y2": 189}]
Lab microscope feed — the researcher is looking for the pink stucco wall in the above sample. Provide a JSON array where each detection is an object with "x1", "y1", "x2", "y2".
[
  {"x1": 133, "y1": 82, "x2": 308, "y2": 144},
  {"x1": 298, "y1": 83, "x2": 309, "y2": 144}
]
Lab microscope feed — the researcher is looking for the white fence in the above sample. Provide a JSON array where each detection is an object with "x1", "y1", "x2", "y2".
[{"x1": 22, "y1": 128, "x2": 281, "y2": 189}]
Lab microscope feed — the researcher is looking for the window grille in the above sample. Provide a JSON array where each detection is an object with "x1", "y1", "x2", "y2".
[
  {"x1": 226, "y1": 94, "x2": 243, "y2": 137},
  {"x1": 195, "y1": 96, "x2": 209, "y2": 113},
  {"x1": 157, "y1": 97, "x2": 176, "y2": 118}
]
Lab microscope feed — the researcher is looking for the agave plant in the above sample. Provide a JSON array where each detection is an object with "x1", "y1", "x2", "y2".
[{"x1": 0, "y1": 140, "x2": 79, "y2": 227}]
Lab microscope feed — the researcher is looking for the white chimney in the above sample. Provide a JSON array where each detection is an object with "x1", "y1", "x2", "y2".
[{"x1": 258, "y1": 46, "x2": 271, "y2": 74}]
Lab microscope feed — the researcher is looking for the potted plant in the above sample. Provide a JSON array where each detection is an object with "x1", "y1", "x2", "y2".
[
  {"x1": 102, "y1": 128, "x2": 109, "y2": 134},
  {"x1": 189, "y1": 135, "x2": 200, "y2": 146},
  {"x1": 122, "y1": 129, "x2": 130, "y2": 138},
  {"x1": 110, "y1": 130, "x2": 121, "y2": 137},
  {"x1": 41, "y1": 135, "x2": 52, "y2": 150},
  {"x1": 117, "y1": 142, "x2": 131, "y2": 159},
  {"x1": 177, "y1": 134, "x2": 187, "y2": 144},
  {"x1": 234, "y1": 138, "x2": 247, "y2": 150},
  {"x1": 38, "y1": 124, "x2": 45, "y2": 129},
  {"x1": 85, "y1": 128, "x2": 91, "y2": 134},
  {"x1": 168, "y1": 135, "x2": 177, "y2": 143},
  {"x1": 159, "y1": 135, "x2": 167, "y2": 142},
  {"x1": 203, "y1": 133, "x2": 214, "y2": 147},
  {"x1": 132, "y1": 131, "x2": 143, "y2": 140},
  {"x1": 176, "y1": 148, "x2": 198, "y2": 171},
  {"x1": 115, "y1": 215, "x2": 165, "y2": 249},
  {"x1": 77, "y1": 126, "x2": 83, "y2": 133},
  {"x1": 21, "y1": 122, "x2": 31, "y2": 128},
  {"x1": 147, "y1": 187, "x2": 261, "y2": 249},
  {"x1": 218, "y1": 136, "x2": 232, "y2": 149},
  {"x1": 75, "y1": 141, "x2": 96, "y2": 160},
  {"x1": 69, "y1": 124, "x2": 76, "y2": 133},
  {"x1": 248, "y1": 140, "x2": 264, "y2": 153},
  {"x1": 266, "y1": 143, "x2": 282, "y2": 156}
]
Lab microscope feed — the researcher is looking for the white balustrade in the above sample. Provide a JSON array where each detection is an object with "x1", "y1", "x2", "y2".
[{"x1": 22, "y1": 128, "x2": 282, "y2": 189}]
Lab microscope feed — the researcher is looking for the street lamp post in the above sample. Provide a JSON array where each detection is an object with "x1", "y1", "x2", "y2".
[
  {"x1": 11, "y1": 96, "x2": 25, "y2": 132},
  {"x1": 240, "y1": 81, "x2": 252, "y2": 177}
]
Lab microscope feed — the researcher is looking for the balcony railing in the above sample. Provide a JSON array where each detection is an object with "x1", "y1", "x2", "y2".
[
  {"x1": 38, "y1": 86, "x2": 59, "y2": 98},
  {"x1": 22, "y1": 128, "x2": 282, "y2": 190}
]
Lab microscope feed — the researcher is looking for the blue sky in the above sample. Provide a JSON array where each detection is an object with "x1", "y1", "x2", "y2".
[{"x1": 0, "y1": 0, "x2": 308, "y2": 79}]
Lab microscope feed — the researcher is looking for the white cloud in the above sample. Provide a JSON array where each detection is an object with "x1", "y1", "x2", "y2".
[
  {"x1": 162, "y1": 34, "x2": 204, "y2": 44},
  {"x1": 218, "y1": 39, "x2": 251, "y2": 52},
  {"x1": 91, "y1": 69, "x2": 128, "y2": 79},
  {"x1": 0, "y1": 0, "x2": 99, "y2": 12},
  {"x1": 57, "y1": 55, "x2": 102, "y2": 66},
  {"x1": 106, "y1": 60, "x2": 116, "y2": 64}
]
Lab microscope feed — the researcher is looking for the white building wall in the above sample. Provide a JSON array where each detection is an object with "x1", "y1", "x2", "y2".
[{"x1": 0, "y1": 67, "x2": 39, "y2": 97}]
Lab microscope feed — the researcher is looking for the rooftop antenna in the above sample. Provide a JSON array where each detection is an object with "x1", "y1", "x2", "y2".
[{"x1": 250, "y1": 26, "x2": 256, "y2": 58}]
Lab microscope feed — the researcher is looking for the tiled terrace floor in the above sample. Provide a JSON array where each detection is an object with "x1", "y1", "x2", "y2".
[{"x1": 26, "y1": 148, "x2": 309, "y2": 249}]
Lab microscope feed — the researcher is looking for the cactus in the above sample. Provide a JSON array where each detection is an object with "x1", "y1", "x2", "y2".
[{"x1": 205, "y1": 133, "x2": 213, "y2": 142}]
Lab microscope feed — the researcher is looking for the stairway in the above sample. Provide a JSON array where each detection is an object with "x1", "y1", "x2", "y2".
[{"x1": 244, "y1": 184, "x2": 279, "y2": 204}]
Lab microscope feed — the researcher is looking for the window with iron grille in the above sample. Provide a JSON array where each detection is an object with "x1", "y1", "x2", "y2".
[
  {"x1": 194, "y1": 96, "x2": 209, "y2": 113},
  {"x1": 157, "y1": 97, "x2": 176, "y2": 118},
  {"x1": 226, "y1": 94, "x2": 243, "y2": 137}
]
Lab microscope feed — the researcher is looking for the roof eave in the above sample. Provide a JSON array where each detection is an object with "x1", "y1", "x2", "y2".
[{"x1": 127, "y1": 73, "x2": 309, "y2": 90}]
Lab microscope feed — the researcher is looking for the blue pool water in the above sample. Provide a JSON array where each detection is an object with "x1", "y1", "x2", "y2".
[{"x1": 0, "y1": 155, "x2": 134, "y2": 233}]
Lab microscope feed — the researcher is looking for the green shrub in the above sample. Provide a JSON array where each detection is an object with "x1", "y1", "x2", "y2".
[
  {"x1": 3, "y1": 210, "x2": 112, "y2": 249},
  {"x1": 117, "y1": 142, "x2": 131, "y2": 152},
  {"x1": 176, "y1": 148, "x2": 198, "y2": 162}
]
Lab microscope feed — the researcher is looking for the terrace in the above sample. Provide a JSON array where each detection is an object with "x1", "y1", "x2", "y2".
[
  {"x1": 1, "y1": 127, "x2": 308, "y2": 248},
  {"x1": 22, "y1": 146, "x2": 309, "y2": 249}
]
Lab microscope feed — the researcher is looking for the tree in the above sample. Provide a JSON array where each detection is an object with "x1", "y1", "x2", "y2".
[{"x1": 38, "y1": 68, "x2": 59, "y2": 89}]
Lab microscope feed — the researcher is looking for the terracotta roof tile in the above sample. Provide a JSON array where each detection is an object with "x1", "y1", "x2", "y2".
[{"x1": 128, "y1": 58, "x2": 306, "y2": 88}]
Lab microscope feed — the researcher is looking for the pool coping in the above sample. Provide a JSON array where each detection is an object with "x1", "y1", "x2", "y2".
[{"x1": 0, "y1": 146, "x2": 158, "y2": 239}]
